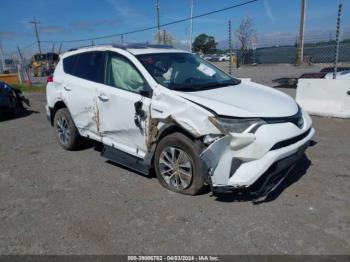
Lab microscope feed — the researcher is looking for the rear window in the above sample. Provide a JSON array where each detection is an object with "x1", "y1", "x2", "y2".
[{"x1": 63, "y1": 51, "x2": 105, "y2": 83}]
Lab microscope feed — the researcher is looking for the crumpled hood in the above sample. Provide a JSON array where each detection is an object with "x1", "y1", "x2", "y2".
[{"x1": 174, "y1": 81, "x2": 298, "y2": 117}]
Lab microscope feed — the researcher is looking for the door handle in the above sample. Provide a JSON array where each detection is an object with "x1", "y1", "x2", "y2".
[
  {"x1": 64, "y1": 86, "x2": 72, "y2": 91},
  {"x1": 98, "y1": 93, "x2": 109, "y2": 101}
]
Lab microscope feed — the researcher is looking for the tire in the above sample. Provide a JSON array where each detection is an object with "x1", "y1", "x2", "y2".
[
  {"x1": 154, "y1": 132, "x2": 207, "y2": 195},
  {"x1": 53, "y1": 108, "x2": 82, "y2": 150}
]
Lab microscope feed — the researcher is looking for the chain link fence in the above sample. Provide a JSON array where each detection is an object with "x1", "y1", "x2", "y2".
[{"x1": 234, "y1": 40, "x2": 350, "y2": 65}]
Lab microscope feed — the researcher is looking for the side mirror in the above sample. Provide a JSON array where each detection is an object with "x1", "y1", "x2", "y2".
[{"x1": 139, "y1": 88, "x2": 153, "y2": 98}]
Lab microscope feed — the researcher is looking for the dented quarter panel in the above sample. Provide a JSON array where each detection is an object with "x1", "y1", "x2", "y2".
[{"x1": 46, "y1": 66, "x2": 102, "y2": 140}]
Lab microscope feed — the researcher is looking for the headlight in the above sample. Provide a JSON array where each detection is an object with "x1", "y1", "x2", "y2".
[{"x1": 214, "y1": 117, "x2": 266, "y2": 134}]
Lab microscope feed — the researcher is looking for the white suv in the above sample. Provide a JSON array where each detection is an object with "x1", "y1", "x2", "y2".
[{"x1": 46, "y1": 44, "x2": 314, "y2": 198}]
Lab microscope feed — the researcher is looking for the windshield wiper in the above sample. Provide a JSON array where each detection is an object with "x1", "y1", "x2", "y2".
[
  {"x1": 170, "y1": 80, "x2": 239, "y2": 92},
  {"x1": 195, "y1": 82, "x2": 235, "y2": 90},
  {"x1": 172, "y1": 86, "x2": 199, "y2": 91}
]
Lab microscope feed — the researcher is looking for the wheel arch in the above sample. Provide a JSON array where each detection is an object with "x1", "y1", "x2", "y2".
[
  {"x1": 157, "y1": 123, "x2": 198, "y2": 143},
  {"x1": 50, "y1": 100, "x2": 68, "y2": 126},
  {"x1": 148, "y1": 122, "x2": 205, "y2": 170}
]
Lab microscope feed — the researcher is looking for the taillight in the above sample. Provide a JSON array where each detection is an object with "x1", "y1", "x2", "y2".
[{"x1": 47, "y1": 75, "x2": 54, "y2": 83}]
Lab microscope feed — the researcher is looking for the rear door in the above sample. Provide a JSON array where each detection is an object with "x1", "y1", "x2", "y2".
[
  {"x1": 61, "y1": 51, "x2": 105, "y2": 140},
  {"x1": 96, "y1": 51, "x2": 152, "y2": 158}
]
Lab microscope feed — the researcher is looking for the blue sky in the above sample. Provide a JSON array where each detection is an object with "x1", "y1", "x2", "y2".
[{"x1": 0, "y1": 0, "x2": 349, "y2": 55}]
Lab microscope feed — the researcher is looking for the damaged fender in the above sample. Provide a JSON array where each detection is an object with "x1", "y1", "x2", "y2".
[{"x1": 148, "y1": 87, "x2": 222, "y2": 141}]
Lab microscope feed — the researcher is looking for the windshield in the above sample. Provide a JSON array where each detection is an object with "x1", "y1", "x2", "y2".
[
  {"x1": 34, "y1": 54, "x2": 47, "y2": 61},
  {"x1": 136, "y1": 52, "x2": 240, "y2": 91}
]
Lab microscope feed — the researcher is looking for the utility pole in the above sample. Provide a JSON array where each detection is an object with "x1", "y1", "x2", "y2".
[
  {"x1": 0, "y1": 41, "x2": 5, "y2": 73},
  {"x1": 29, "y1": 19, "x2": 42, "y2": 55},
  {"x1": 156, "y1": 0, "x2": 162, "y2": 44},
  {"x1": 297, "y1": 0, "x2": 306, "y2": 65},
  {"x1": 156, "y1": 0, "x2": 160, "y2": 32},
  {"x1": 58, "y1": 43, "x2": 63, "y2": 55},
  {"x1": 163, "y1": 29, "x2": 166, "y2": 45},
  {"x1": 333, "y1": 4, "x2": 342, "y2": 79},
  {"x1": 228, "y1": 20, "x2": 232, "y2": 75},
  {"x1": 189, "y1": 0, "x2": 194, "y2": 52}
]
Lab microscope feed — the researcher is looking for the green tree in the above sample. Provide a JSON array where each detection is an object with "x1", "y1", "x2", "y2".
[{"x1": 192, "y1": 34, "x2": 217, "y2": 54}]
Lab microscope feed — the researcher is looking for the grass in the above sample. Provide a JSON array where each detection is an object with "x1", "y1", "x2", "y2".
[{"x1": 12, "y1": 84, "x2": 46, "y2": 93}]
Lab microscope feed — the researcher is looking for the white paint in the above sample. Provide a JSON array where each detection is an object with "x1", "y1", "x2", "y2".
[
  {"x1": 47, "y1": 45, "x2": 315, "y2": 190},
  {"x1": 176, "y1": 81, "x2": 298, "y2": 117},
  {"x1": 201, "y1": 113, "x2": 314, "y2": 187},
  {"x1": 296, "y1": 79, "x2": 350, "y2": 118}
]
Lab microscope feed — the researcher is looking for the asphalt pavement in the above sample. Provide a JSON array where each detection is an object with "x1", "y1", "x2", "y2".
[{"x1": 0, "y1": 65, "x2": 349, "y2": 254}]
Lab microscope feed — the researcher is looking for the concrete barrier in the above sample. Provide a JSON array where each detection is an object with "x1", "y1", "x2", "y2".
[{"x1": 296, "y1": 78, "x2": 350, "y2": 118}]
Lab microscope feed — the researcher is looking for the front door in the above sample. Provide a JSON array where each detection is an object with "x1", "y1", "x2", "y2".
[{"x1": 96, "y1": 52, "x2": 152, "y2": 158}]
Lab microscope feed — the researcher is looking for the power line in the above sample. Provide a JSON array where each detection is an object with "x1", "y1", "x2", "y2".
[
  {"x1": 20, "y1": 42, "x2": 37, "y2": 50},
  {"x1": 4, "y1": 42, "x2": 36, "y2": 57},
  {"x1": 41, "y1": 0, "x2": 258, "y2": 44}
]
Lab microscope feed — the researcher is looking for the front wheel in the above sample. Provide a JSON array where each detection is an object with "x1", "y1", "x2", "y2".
[{"x1": 154, "y1": 132, "x2": 207, "y2": 195}]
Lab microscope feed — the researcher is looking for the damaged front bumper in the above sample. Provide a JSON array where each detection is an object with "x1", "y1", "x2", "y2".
[{"x1": 200, "y1": 119, "x2": 315, "y2": 195}]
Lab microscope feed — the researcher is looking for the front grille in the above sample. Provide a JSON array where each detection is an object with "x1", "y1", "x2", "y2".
[
  {"x1": 270, "y1": 128, "x2": 311, "y2": 150},
  {"x1": 263, "y1": 107, "x2": 303, "y2": 129}
]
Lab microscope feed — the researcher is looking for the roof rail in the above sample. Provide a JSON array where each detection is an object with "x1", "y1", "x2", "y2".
[
  {"x1": 66, "y1": 42, "x2": 175, "y2": 53},
  {"x1": 112, "y1": 43, "x2": 174, "y2": 49}
]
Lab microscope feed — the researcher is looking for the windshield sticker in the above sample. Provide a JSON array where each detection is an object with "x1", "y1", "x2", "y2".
[{"x1": 197, "y1": 63, "x2": 216, "y2": 77}]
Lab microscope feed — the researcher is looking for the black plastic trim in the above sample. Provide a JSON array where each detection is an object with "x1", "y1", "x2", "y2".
[
  {"x1": 229, "y1": 158, "x2": 243, "y2": 178},
  {"x1": 270, "y1": 128, "x2": 311, "y2": 151}
]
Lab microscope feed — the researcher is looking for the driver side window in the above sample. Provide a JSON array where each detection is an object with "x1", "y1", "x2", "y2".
[{"x1": 106, "y1": 53, "x2": 146, "y2": 94}]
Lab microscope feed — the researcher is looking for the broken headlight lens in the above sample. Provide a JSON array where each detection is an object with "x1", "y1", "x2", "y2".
[{"x1": 215, "y1": 117, "x2": 266, "y2": 134}]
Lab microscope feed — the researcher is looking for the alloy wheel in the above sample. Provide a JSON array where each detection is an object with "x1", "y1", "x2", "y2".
[{"x1": 159, "y1": 146, "x2": 193, "y2": 190}]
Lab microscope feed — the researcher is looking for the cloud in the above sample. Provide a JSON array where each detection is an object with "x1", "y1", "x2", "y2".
[
  {"x1": 70, "y1": 18, "x2": 121, "y2": 32},
  {"x1": 40, "y1": 25, "x2": 65, "y2": 34},
  {"x1": 106, "y1": 0, "x2": 152, "y2": 26},
  {"x1": 106, "y1": 0, "x2": 142, "y2": 18},
  {"x1": 263, "y1": 0, "x2": 275, "y2": 22},
  {"x1": 0, "y1": 31, "x2": 26, "y2": 39}
]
